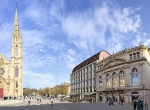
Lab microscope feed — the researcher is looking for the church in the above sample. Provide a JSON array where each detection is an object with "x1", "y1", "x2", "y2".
[{"x1": 0, "y1": 7, "x2": 23, "y2": 98}]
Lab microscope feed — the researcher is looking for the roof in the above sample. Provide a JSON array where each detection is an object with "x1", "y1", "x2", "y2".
[{"x1": 72, "y1": 50, "x2": 110, "y2": 73}]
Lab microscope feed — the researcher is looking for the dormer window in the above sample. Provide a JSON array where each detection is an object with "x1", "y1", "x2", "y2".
[
  {"x1": 137, "y1": 52, "x2": 140, "y2": 58},
  {"x1": 130, "y1": 54, "x2": 132, "y2": 60},
  {"x1": 133, "y1": 53, "x2": 136, "y2": 59}
]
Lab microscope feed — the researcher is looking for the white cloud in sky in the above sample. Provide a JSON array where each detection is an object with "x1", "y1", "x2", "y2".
[
  {"x1": 59, "y1": 49, "x2": 81, "y2": 69},
  {"x1": 24, "y1": 70, "x2": 56, "y2": 89},
  {"x1": 0, "y1": 0, "x2": 149, "y2": 89},
  {"x1": 61, "y1": 2, "x2": 141, "y2": 53}
]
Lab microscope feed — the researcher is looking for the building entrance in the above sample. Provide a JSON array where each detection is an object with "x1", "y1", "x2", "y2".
[{"x1": 0, "y1": 88, "x2": 3, "y2": 98}]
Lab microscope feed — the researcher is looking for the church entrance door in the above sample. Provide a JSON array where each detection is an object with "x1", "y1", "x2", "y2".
[{"x1": 0, "y1": 88, "x2": 3, "y2": 98}]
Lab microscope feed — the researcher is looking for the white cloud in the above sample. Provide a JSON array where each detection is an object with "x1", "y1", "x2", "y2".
[
  {"x1": 23, "y1": 70, "x2": 56, "y2": 89},
  {"x1": 61, "y1": 2, "x2": 141, "y2": 52},
  {"x1": 59, "y1": 49, "x2": 81, "y2": 69}
]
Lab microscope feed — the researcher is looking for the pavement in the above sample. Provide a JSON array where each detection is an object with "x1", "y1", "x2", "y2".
[{"x1": 0, "y1": 98, "x2": 72, "y2": 106}]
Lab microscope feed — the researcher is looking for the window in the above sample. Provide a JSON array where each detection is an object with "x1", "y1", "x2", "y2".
[
  {"x1": 16, "y1": 45, "x2": 18, "y2": 56},
  {"x1": 119, "y1": 71, "x2": 125, "y2": 86},
  {"x1": 113, "y1": 73, "x2": 117, "y2": 87},
  {"x1": 137, "y1": 52, "x2": 140, "y2": 58},
  {"x1": 15, "y1": 67, "x2": 19, "y2": 77},
  {"x1": 99, "y1": 76, "x2": 102, "y2": 88},
  {"x1": 16, "y1": 81, "x2": 18, "y2": 88},
  {"x1": 132, "y1": 68, "x2": 138, "y2": 86},
  {"x1": 106, "y1": 74, "x2": 110, "y2": 88},
  {"x1": 133, "y1": 53, "x2": 136, "y2": 59},
  {"x1": 130, "y1": 54, "x2": 132, "y2": 60}
]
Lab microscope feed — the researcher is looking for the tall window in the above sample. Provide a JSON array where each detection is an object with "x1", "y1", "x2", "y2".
[
  {"x1": 15, "y1": 67, "x2": 19, "y2": 77},
  {"x1": 106, "y1": 74, "x2": 110, "y2": 88},
  {"x1": 119, "y1": 71, "x2": 125, "y2": 86},
  {"x1": 133, "y1": 53, "x2": 136, "y2": 59},
  {"x1": 130, "y1": 54, "x2": 132, "y2": 60},
  {"x1": 137, "y1": 52, "x2": 140, "y2": 58},
  {"x1": 99, "y1": 76, "x2": 102, "y2": 88},
  {"x1": 132, "y1": 68, "x2": 138, "y2": 86},
  {"x1": 16, "y1": 45, "x2": 18, "y2": 56},
  {"x1": 113, "y1": 73, "x2": 117, "y2": 87}
]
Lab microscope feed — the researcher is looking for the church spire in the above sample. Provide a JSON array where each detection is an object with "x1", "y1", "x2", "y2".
[{"x1": 14, "y1": 3, "x2": 20, "y2": 35}]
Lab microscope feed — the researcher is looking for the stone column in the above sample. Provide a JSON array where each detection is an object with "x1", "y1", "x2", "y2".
[
  {"x1": 96, "y1": 92, "x2": 99, "y2": 103},
  {"x1": 103, "y1": 93, "x2": 107, "y2": 103}
]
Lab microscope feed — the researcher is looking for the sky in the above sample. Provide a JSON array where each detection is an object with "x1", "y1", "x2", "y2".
[{"x1": 0, "y1": 0, "x2": 150, "y2": 89}]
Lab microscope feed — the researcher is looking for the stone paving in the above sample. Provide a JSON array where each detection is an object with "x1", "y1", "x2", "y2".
[{"x1": 0, "y1": 99, "x2": 149, "y2": 110}]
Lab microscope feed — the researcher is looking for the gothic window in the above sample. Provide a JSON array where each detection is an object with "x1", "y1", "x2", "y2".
[
  {"x1": 106, "y1": 74, "x2": 110, "y2": 88},
  {"x1": 132, "y1": 68, "x2": 138, "y2": 86},
  {"x1": 119, "y1": 71, "x2": 125, "y2": 86},
  {"x1": 15, "y1": 67, "x2": 19, "y2": 77},
  {"x1": 113, "y1": 72, "x2": 117, "y2": 87},
  {"x1": 16, "y1": 81, "x2": 18, "y2": 88},
  {"x1": 99, "y1": 76, "x2": 102, "y2": 88},
  {"x1": 16, "y1": 45, "x2": 18, "y2": 56}
]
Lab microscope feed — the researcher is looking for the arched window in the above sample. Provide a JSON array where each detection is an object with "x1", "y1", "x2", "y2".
[
  {"x1": 113, "y1": 72, "x2": 117, "y2": 87},
  {"x1": 132, "y1": 68, "x2": 138, "y2": 86},
  {"x1": 16, "y1": 81, "x2": 18, "y2": 88},
  {"x1": 106, "y1": 74, "x2": 110, "y2": 88},
  {"x1": 99, "y1": 76, "x2": 102, "y2": 88},
  {"x1": 119, "y1": 71, "x2": 125, "y2": 86},
  {"x1": 16, "y1": 45, "x2": 18, "y2": 56},
  {"x1": 15, "y1": 67, "x2": 19, "y2": 77}
]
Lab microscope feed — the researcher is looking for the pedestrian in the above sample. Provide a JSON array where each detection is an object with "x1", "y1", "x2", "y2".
[
  {"x1": 139, "y1": 98, "x2": 143, "y2": 110},
  {"x1": 120, "y1": 98, "x2": 123, "y2": 105},
  {"x1": 109, "y1": 98, "x2": 112, "y2": 105},
  {"x1": 77, "y1": 97, "x2": 80, "y2": 103},
  {"x1": 133, "y1": 98, "x2": 137, "y2": 110},
  {"x1": 51, "y1": 98, "x2": 54, "y2": 107},
  {"x1": 40, "y1": 98, "x2": 41, "y2": 103}
]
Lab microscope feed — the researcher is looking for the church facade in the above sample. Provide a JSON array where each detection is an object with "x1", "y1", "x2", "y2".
[{"x1": 0, "y1": 7, "x2": 23, "y2": 98}]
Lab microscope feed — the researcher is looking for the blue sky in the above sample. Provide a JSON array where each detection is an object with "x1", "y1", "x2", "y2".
[{"x1": 0, "y1": 0, "x2": 150, "y2": 89}]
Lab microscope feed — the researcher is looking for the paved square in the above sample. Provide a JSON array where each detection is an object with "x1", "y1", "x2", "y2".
[{"x1": 0, "y1": 103, "x2": 146, "y2": 110}]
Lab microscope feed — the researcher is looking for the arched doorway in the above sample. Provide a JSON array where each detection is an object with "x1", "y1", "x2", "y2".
[{"x1": 132, "y1": 92, "x2": 139, "y2": 101}]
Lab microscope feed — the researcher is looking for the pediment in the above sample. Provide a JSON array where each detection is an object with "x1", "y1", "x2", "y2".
[
  {"x1": 0, "y1": 54, "x2": 10, "y2": 65},
  {"x1": 103, "y1": 58, "x2": 127, "y2": 69}
]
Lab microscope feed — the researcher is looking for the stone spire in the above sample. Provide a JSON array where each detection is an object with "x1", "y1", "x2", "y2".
[{"x1": 13, "y1": 4, "x2": 20, "y2": 36}]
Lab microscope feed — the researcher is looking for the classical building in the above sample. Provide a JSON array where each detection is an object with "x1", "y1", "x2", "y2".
[
  {"x1": 70, "y1": 51, "x2": 110, "y2": 99},
  {"x1": 0, "y1": 7, "x2": 23, "y2": 98},
  {"x1": 96, "y1": 44, "x2": 150, "y2": 104}
]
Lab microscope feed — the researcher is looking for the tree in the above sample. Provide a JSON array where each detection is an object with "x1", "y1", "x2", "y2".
[{"x1": 37, "y1": 88, "x2": 45, "y2": 96}]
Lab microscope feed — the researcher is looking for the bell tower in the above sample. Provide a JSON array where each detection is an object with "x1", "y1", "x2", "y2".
[{"x1": 11, "y1": 5, "x2": 23, "y2": 97}]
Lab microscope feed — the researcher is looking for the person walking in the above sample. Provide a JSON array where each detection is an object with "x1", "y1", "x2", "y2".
[
  {"x1": 109, "y1": 98, "x2": 112, "y2": 105},
  {"x1": 51, "y1": 98, "x2": 54, "y2": 107},
  {"x1": 133, "y1": 98, "x2": 137, "y2": 110},
  {"x1": 120, "y1": 98, "x2": 123, "y2": 105},
  {"x1": 139, "y1": 98, "x2": 143, "y2": 110}
]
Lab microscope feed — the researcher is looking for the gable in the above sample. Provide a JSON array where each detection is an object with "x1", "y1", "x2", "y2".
[
  {"x1": 0, "y1": 54, "x2": 10, "y2": 65},
  {"x1": 103, "y1": 57, "x2": 127, "y2": 69}
]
